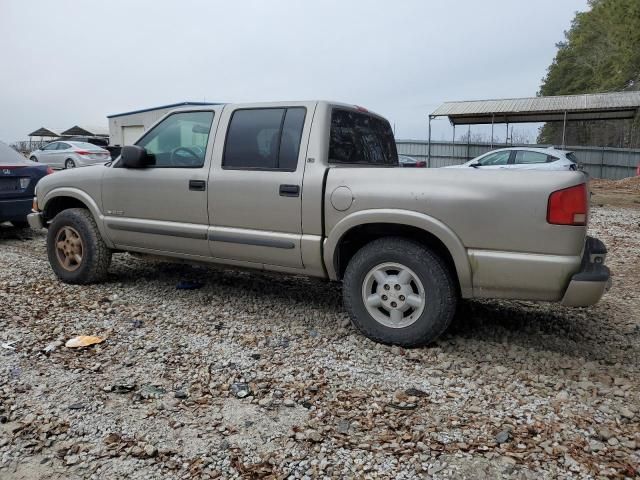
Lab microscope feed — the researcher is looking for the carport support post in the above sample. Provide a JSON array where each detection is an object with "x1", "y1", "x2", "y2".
[
  {"x1": 466, "y1": 124, "x2": 471, "y2": 161},
  {"x1": 427, "y1": 115, "x2": 433, "y2": 168},
  {"x1": 490, "y1": 114, "x2": 495, "y2": 149},
  {"x1": 505, "y1": 122, "x2": 509, "y2": 146},
  {"x1": 561, "y1": 111, "x2": 568, "y2": 148},
  {"x1": 452, "y1": 124, "x2": 456, "y2": 160}
]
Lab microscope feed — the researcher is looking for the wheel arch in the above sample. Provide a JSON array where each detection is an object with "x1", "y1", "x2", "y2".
[
  {"x1": 324, "y1": 209, "x2": 473, "y2": 297},
  {"x1": 41, "y1": 188, "x2": 114, "y2": 248}
]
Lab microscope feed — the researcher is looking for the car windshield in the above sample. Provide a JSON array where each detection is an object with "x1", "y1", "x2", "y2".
[{"x1": 0, "y1": 140, "x2": 29, "y2": 164}]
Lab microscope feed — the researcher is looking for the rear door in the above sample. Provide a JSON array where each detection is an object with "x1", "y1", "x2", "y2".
[
  {"x1": 207, "y1": 102, "x2": 314, "y2": 269},
  {"x1": 56, "y1": 142, "x2": 73, "y2": 167}
]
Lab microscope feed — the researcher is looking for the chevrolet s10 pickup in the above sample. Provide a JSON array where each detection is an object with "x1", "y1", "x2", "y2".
[{"x1": 28, "y1": 101, "x2": 610, "y2": 346}]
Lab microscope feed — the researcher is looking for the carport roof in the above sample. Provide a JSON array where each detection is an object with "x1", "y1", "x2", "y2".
[
  {"x1": 61, "y1": 125, "x2": 110, "y2": 137},
  {"x1": 431, "y1": 91, "x2": 640, "y2": 125},
  {"x1": 28, "y1": 127, "x2": 62, "y2": 137}
]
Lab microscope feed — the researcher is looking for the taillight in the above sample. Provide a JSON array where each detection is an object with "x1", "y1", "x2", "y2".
[
  {"x1": 46, "y1": 167, "x2": 54, "y2": 175},
  {"x1": 75, "y1": 150, "x2": 91, "y2": 156},
  {"x1": 547, "y1": 183, "x2": 587, "y2": 226},
  {"x1": 415, "y1": 161, "x2": 427, "y2": 168}
]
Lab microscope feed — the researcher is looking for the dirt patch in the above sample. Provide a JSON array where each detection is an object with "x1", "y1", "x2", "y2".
[{"x1": 590, "y1": 176, "x2": 640, "y2": 208}]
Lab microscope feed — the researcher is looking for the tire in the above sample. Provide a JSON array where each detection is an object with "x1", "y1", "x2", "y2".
[
  {"x1": 343, "y1": 237, "x2": 457, "y2": 347},
  {"x1": 65, "y1": 159, "x2": 76, "y2": 169},
  {"x1": 30, "y1": 156, "x2": 38, "y2": 162},
  {"x1": 10, "y1": 220, "x2": 30, "y2": 229},
  {"x1": 47, "y1": 208, "x2": 111, "y2": 284}
]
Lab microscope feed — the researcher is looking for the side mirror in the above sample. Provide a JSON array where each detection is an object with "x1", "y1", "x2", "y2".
[{"x1": 119, "y1": 145, "x2": 150, "y2": 168}]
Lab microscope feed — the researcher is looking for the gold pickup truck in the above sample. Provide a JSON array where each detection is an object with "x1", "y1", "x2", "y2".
[{"x1": 28, "y1": 101, "x2": 610, "y2": 346}]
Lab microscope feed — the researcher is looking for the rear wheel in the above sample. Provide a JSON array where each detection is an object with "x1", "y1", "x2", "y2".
[
  {"x1": 47, "y1": 208, "x2": 111, "y2": 284},
  {"x1": 65, "y1": 159, "x2": 76, "y2": 169},
  {"x1": 343, "y1": 237, "x2": 457, "y2": 347}
]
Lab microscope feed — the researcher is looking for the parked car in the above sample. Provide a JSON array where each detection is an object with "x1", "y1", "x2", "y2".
[
  {"x1": 445, "y1": 147, "x2": 580, "y2": 171},
  {"x1": 63, "y1": 136, "x2": 121, "y2": 160},
  {"x1": 0, "y1": 141, "x2": 52, "y2": 227},
  {"x1": 28, "y1": 101, "x2": 609, "y2": 347},
  {"x1": 29, "y1": 141, "x2": 111, "y2": 169},
  {"x1": 398, "y1": 154, "x2": 426, "y2": 167}
]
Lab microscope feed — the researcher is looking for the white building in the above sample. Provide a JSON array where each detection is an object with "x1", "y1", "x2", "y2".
[{"x1": 107, "y1": 102, "x2": 220, "y2": 146}]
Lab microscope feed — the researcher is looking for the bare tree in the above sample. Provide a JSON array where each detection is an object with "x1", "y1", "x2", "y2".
[
  {"x1": 458, "y1": 131, "x2": 491, "y2": 143},
  {"x1": 509, "y1": 128, "x2": 532, "y2": 145}
]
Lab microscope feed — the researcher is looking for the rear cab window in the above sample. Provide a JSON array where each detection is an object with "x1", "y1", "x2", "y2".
[{"x1": 329, "y1": 109, "x2": 398, "y2": 166}]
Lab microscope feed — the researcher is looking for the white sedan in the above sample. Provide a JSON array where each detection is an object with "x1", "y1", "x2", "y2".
[
  {"x1": 444, "y1": 147, "x2": 580, "y2": 171},
  {"x1": 29, "y1": 141, "x2": 111, "y2": 170}
]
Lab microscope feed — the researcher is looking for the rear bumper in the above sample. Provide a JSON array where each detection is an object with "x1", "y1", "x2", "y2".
[
  {"x1": 561, "y1": 236, "x2": 611, "y2": 307},
  {"x1": 27, "y1": 211, "x2": 45, "y2": 230},
  {"x1": 0, "y1": 197, "x2": 33, "y2": 222}
]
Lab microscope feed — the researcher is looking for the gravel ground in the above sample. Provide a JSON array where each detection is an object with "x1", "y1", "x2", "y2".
[{"x1": 0, "y1": 205, "x2": 638, "y2": 479}]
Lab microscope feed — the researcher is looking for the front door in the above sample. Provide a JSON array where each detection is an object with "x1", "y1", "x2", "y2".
[
  {"x1": 208, "y1": 103, "x2": 314, "y2": 269},
  {"x1": 101, "y1": 109, "x2": 219, "y2": 257},
  {"x1": 39, "y1": 142, "x2": 60, "y2": 168}
]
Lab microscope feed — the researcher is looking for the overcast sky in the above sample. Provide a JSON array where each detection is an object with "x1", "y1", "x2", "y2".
[{"x1": 0, "y1": 0, "x2": 589, "y2": 144}]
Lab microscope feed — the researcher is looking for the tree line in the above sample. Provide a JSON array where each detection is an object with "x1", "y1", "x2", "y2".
[{"x1": 538, "y1": 0, "x2": 640, "y2": 147}]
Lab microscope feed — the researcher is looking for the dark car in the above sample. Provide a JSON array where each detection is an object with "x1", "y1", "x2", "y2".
[
  {"x1": 0, "y1": 141, "x2": 52, "y2": 227},
  {"x1": 398, "y1": 154, "x2": 426, "y2": 167}
]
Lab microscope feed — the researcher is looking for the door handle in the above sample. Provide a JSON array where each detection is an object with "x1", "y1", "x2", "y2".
[
  {"x1": 189, "y1": 180, "x2": 206, "y2": 191},
  {"x1": 279, "y1": 184, "x2": 300, "y2": 197}
]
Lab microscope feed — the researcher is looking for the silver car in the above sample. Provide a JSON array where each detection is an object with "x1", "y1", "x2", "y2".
[
  {"x1": 445, "y1": 147, "x2": 580, "y2": 171},
  {"x1": 29, "y1": 141, "x2": 111, "y2": 169}
]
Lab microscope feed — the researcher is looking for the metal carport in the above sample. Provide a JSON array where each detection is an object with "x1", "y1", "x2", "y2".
[{"x1": 427, "y1": 91, "x2": 640, "y2": 166}]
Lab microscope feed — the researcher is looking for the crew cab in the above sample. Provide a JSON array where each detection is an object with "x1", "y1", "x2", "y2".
[{"x1": 28, "y1": 101, "x2": 610, "y2": 346}]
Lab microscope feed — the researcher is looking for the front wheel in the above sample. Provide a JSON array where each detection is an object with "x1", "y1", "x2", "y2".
[
  {"x1": 47, "y1": 208, "x2": 112, "y2": 284},
  {"x1": 343, "y1": 237, "x2": 457, "y2": 347},
  {"x1": 30, "y1": 156, "x2": 38, "y2": 162}
]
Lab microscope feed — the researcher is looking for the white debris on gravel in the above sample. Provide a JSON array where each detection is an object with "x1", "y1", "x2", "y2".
[{"x1": 0, "y1": 205, "x2": 638, "y2": 479}]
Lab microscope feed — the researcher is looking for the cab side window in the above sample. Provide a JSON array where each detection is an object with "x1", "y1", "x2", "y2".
[
  {"x1": 513, "y1": 150, "x2": 555, "y2": 164},
  {"x1": 136, "y1": 111, "x2": 214, "y2": 168},
  {"x1": 223, "y1": 107, "x2": 306, "y2": 171},
  {"x1": 478, "y1": 151, "x2": 510, "y2": 166}
]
